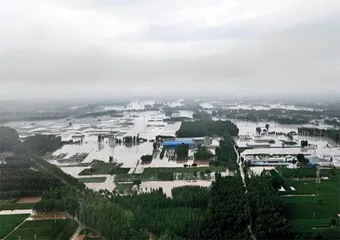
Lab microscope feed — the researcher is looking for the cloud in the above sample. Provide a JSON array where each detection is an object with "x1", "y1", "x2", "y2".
[{"x1": 0, "y1": 0, "x2": 339, "y2": 98}]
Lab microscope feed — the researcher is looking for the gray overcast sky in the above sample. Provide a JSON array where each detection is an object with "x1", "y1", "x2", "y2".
[{"x1": 0, "y1": 0, "x2": 339, "y2": 99}]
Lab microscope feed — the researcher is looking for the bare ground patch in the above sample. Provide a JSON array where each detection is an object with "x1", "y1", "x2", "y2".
[
  {"x1": 17, "y1": 196, "x2": 42, "y2": 204},
  {"x1": 32, "y1": 211, "x2": 69, "y2": 220}
]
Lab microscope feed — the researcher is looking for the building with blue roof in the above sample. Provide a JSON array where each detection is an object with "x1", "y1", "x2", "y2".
[{"x1": 163, "y1": 138, "x2": 195, "y2": 148}]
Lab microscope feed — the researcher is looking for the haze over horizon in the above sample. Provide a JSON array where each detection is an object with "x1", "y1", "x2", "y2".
[{"x1": 0, "y1": 0, "x2": 339, "y2": 99}]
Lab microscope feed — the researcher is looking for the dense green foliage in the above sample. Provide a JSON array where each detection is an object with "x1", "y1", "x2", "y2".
[
  {"x1": 0, "y1": 166, "x2": 62, "y2": 198},
  {"x1": 176, "y1": 120, "x2": 239, "y2": 137},
  {"x1": 34, "y1": 187, "x2": 141, "y2": 239},
  {"x1": 215, "y1": 135, "x2": 238, "y2": 169},
  {"x1": 194, "y1": 146, "x2": 213, "y2": 160},
  {"x1": 32, "y1": 154, "x2": 85, "y2": 189},
  {"x1": 175, "y1": 143, "x2": 189, "y2": 160},
  {"x1": 0, "y1": 214, "x2": 29, "y2": 238},
  {"x1": 298, "y1": 127, "x2": 340, "y2": 143},
  {"x1": 23, "y1": 135, "x2": 63, "y2": 155},
  {"x1": 0, "y1": 126, "x2": 23, "y2": 153},
  {"x1": 141, "y1": 154, "x2": 153, "y2": 163},
  {"x1": 160, "y1": 147, "x2": 166, "y2": 159},
  {"x1": 6, "y1": 219, "x2": 78, "y2": 240},
  {"x1": 111, "y1": 186, "x2": 209, "y2": 239},
  {"x1": 192, "y1": 111, "x2": 212, "y2": 120},
  {"x1": 217, "y1": 108, "x2": 319, "y2": 124},
  {"x1": 200, "y1": 174, "x2": 250, "y2": 239},
  {"x1": 247, "y1": 176, "x2": 292, "y2": 239},
  {"x1": 324, "y1": 119, "x2": 340, "y2": 127}
]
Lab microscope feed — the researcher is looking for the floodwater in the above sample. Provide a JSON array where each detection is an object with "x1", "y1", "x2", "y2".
[
  {"x1": 60, "y1": 167, "x2": 116, "y2": 191},
  {"x1": 5, "y1": 101, "x2": 339, "y2": 193},
  {"x1": 250, "y1": 166, "x2": 275, "y2": 176}
]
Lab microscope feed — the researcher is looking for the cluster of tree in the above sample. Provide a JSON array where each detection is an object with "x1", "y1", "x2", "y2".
[
  {"x1": 194, "y1": 146, "x2": 213, "y2": 160},
  {"x1": 153, "y1": 142, "x2": 160, "y2": 151},
  {"x1": 160, "y1": 148, "x2": 166, "y2": 159},
  {"x1": 246, "y1": 176, "x2": 292, "y2": 239},
  {"x1": 76, "y1": 110, "x2": 123, "y2": 118},
  {"x1": 0, "y1": 157, "x2": 64, "y2": 198},
  {"x1": 298, "y1": 127, "x2": 340, "y2": 143},
  {"x1": 34, "y1": 187, "x2": 142, "y2": 239},
  {"x1": 192, "y1": 111, "x2": 212, "y2": 120},
  {"x1": 23, "y1": 134, "x2": 63, "y2": 155},
  {"x1": 140, "y1": 154, "x2": 153, "y2": 163},
  {"x1": 34, "y1": 186, "x2": 79, "y2": 216},
  {"x1": 0, "y1": 167, "x2": 62, "y2": 193},
  {"x1": 164, "y1": 109, "x2": 173, "y2": 117},
  {"x1": 175, "y1": 143, "x2": 189, "y2": 160},
  {"x1": 123, "y1": 135, "x2": 140, "y2": 143},
  {"x1": 111, "y1": 186, "x2": 209, "y2": 239},
  {"x1": 301, "y1": 140, "x2": 309, "y2": 147},
  {"x1": 0, "y1": 126, "x2": 23, "y2": 153},
  {"x1": 215, "y1": 135, "x2": 238, "y2": 169},
  {"x1": 200, "y1": 174, "x2": 250, "y2": 239},
  {"x1": 33, "y1": 155, "x2": 85, "y2": 189},
  {"x1": 176, "y1": 120, "x2": 239, "y2": 138},
  {"x1": 217, "y1": 108, "x2": 315, "y2": 124},
  {"x1": 269, "y1": 169, "x2": 285, "y2": 190},
  {"x1": 296, "y1": 153, "x2": 310, "y2": 166},
  {"x1": 324, "y1": 119, "x2": 340, "y2": 127}
]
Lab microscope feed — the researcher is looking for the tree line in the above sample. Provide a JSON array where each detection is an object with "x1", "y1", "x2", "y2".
[
  {"x1": 246, "y1": 175, "x2": 292, "y2": 239},
  {"x1": 298, "y1": 127, "x2": 340, "y2": 143},
  {"x1": 176, "y1": 120, "x2": 239, "y2": 138}
]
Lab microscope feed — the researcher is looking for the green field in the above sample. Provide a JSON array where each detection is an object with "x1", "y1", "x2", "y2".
[
  {"x1": 6, "y1": 219, "x2": 78, "y2": 240},
  {"x1": 77, "y1": 177, "x2": 107, "y2": 183},
  {"x1": 281, "y1": 169, "x2": 340, "y2": 239},
  {"x1": 0, "y1": 214, "x2": 30, "y2": 238},
  {"x1": 276, "y1": 167, "x2": 338, "y2": 179},
  {"x1": 0, "y1": 203, "x2": 35, "y2": 211}
]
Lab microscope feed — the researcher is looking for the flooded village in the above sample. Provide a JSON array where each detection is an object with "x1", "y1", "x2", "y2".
[{"x1": 4, "y1": 100, "x2": 340, "y2": 196}]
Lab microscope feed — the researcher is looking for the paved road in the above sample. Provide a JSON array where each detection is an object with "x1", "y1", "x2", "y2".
[{"x1": 235, "y1": 146, "x2": 256, "y2": 240}]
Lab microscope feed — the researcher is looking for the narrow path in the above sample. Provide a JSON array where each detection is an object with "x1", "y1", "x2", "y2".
[
  {"x1": 70, "y1": 221, "x2": 85, "y2": 240},
  {"x1": 235, "y1": 146, "x2": 256, "y2": 240}
]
